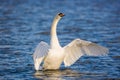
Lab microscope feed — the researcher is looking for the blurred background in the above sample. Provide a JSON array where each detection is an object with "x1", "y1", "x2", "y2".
[{"x1": 0, "y1": 0, "x2": 120, "y2": 79}]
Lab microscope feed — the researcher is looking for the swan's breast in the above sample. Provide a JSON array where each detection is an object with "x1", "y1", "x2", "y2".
[{"x1": 43, "y1": 48, "x2": 65, "y2": 70}]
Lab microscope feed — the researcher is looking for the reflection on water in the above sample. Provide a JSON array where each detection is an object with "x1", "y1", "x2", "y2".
[
  {"x1": 0, "y1": 0, "x2": 120, "y2": 80},
  {"x1": 34, "y1": 69, "x2": 76, "y2": 80},
  {"x1": 34, "y1": 69, "x2": 106, "y2": 80},
  {"x1": 34, "y1": 69, "x2": 80, "y2": 79}
]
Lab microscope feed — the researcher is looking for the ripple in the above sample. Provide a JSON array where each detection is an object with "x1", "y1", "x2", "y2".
[
  {"x1": 0, "y1": 45, "x2": 11, "y2": 49},
  {"x1": 0, "y1": 0, "x2": 120, "y2": 80},
  {"x1": 112, "y1": 56, "x2": 120, "y2": 60}
]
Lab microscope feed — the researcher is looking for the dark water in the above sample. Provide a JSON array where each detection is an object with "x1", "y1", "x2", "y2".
[{"x1": 0, "y1": 0, "x2": 120, "y2": 80}]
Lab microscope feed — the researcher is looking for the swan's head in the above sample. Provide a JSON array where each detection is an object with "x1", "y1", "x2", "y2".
[
  {"x1": 55, "y1": 13, "x2": 64, "y2": 20},
  {"x1": 58, "y1": 13, "x2": 65, "y2": 17}
]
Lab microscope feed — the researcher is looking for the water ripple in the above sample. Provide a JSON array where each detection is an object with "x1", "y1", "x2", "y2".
[{"x1": 0, "y1": 0, "x2": 120, "y2": 80}]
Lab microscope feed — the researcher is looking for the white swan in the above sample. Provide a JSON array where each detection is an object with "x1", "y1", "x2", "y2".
[{"x1": 33, "y1": 13, "x2": 109, "y2": 70}]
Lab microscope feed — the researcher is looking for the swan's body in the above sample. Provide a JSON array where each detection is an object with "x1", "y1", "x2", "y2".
[
  {"x1": 33, "y1": 13, "x2": 109, "y2": 70},
  {"x1": 43, "y1": 47, "x2": 64, "y2": 69}
]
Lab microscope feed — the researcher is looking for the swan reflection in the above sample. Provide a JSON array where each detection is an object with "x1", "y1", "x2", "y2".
[{"x1": 34, "y1": 69, "x2": 81, "y2": 80}]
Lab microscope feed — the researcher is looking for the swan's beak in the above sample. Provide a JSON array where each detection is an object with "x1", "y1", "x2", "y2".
[{"x1": 58, "y1": 13, "x2": 65, "y2": 17}]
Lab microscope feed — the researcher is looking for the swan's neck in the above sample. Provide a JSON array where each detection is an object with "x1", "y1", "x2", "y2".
[{"x1": 50, "y1": 16, "x2": 61, "y2": 49}]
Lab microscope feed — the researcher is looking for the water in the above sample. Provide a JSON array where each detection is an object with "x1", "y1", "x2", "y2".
[{"x1": 0, "y1": 0, "x2": 120, "y2": 79}]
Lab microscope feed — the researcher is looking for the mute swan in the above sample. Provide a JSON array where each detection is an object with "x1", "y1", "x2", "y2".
[{"x1": 33, "y1": 13, "x2": 109, "y2": 70}]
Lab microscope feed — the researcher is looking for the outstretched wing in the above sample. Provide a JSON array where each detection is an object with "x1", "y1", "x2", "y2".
[
  {"x1": 33, "y1": 41, "x2": 49, "y2": 70},
  {"x1": 63, "y1": 39, "x2": 109, "y2": 67}
]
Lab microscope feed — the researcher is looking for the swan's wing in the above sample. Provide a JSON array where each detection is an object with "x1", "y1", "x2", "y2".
[
  {"x1": 63, "y1": 39, "x2": 109, "y2": 67},
  {"x1": 33, "y1": 41, "x2": 49, "y2": 70}
]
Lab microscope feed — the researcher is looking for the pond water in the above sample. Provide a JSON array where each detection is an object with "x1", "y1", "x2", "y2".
[{"x1": 0, "y1": 0, "x2": 120, "y2": 80}]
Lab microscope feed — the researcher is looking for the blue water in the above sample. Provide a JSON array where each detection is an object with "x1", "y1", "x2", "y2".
[{"x1": 0, "y1": 0, "x2": 120, "y2": 79}]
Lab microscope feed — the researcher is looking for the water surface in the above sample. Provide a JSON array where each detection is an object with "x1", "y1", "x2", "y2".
[{"x1": 0, "y1": 0, "x2": 120, "y2": 80}]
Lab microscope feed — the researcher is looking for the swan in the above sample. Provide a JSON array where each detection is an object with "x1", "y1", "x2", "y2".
[{"x1": 33, "y1": 13, "x2": 109, "y2": 70}]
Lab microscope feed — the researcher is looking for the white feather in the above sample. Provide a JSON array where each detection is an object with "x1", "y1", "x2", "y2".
[
  {"x1": 33, "y1": 41, "x2": 49, "y2": 70},
  {"x1": 63, "y1": 39, "x2": 109, "y2": 67}
]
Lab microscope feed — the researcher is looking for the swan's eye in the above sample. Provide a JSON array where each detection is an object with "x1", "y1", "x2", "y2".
[{"x1": 58, "y1": 13, "x2": 65, "y2": 17}]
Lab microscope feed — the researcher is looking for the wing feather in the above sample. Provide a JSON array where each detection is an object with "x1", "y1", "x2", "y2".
[
  {"x1": 33, "y1": 41, "x2": 49, "y2": 61},
  {"x1": 33, "y1": 41, "x2": 49, "y2": 70},
  {"x1": 63, "y1": 39, "x2": 109, "y2": 67}
]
